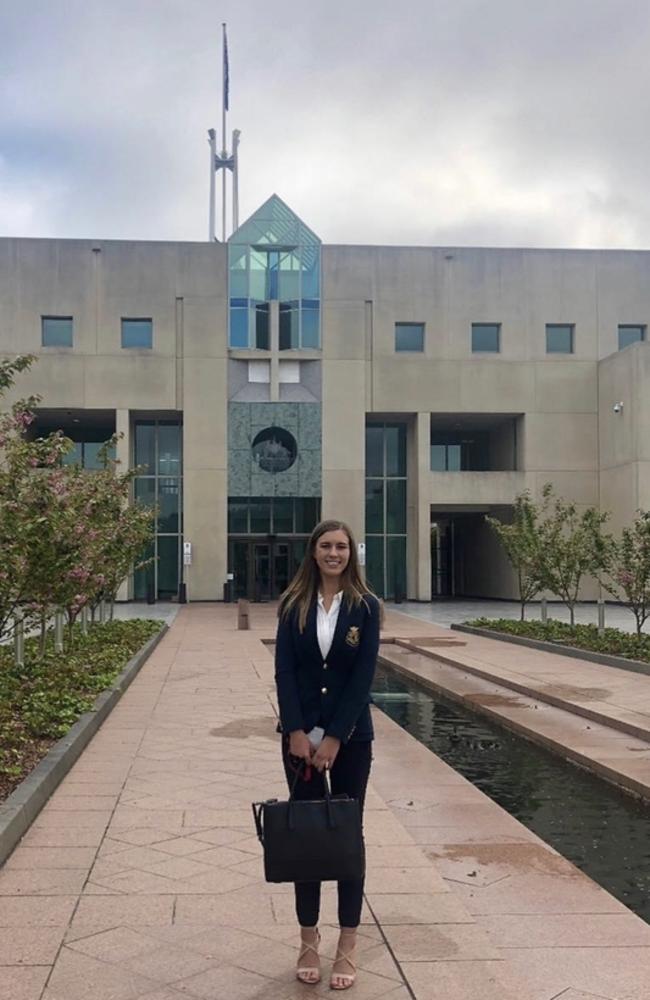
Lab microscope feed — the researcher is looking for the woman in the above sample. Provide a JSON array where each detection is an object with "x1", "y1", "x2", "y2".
[{"x1": 275, "y1": 519, "x2": 380, "y2": 991}]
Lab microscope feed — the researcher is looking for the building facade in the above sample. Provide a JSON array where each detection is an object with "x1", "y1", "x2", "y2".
[{"x1": 2, "y1": 193, "x2": 650, "y2": 602}]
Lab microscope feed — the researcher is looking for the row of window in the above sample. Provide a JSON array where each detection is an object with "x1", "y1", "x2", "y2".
[
  {"x1": 395, "y1": 322, "x2": 647, "y2": 354},
  {"x1": 41, "y1": 314, "x2": 649, "y2": 355},
  {"x1": 42, "y1": 316, "x2": 153, "y2": 349}
]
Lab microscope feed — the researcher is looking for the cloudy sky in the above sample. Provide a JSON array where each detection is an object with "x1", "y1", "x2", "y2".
[{"x1": 2, "y1": 0, "x2": 650, "y2": 248}]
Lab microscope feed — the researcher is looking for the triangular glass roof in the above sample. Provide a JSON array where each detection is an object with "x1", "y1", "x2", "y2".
[{"x1": 229, "y1": 194, "x2": 320, "y2": 248}]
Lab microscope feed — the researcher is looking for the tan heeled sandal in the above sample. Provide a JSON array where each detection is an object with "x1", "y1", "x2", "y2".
[
  {"x1": 330, "y1": 942, "x2": 357, "y2": 990},
  {"x1": 296, "y1": 926, "x2": 321, "y2": 985}
]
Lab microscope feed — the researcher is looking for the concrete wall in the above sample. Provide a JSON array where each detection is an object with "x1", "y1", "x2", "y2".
[
  {"x1": 598, "y1": 341, "x2": 650, "y2": 533},
  {"x1": 3, "y1": 234, "x2": 650, "y2": 601}
]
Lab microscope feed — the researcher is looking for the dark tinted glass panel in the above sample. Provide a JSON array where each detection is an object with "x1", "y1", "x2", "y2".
[
  {"x1": 546, "y1": 324, "x2": 574, "y2": 353},
  {"x1": 158, "y1": 478, "x2": 180, "y2": 532},
  {"x1": 385, "y1": 425, "x2": 406, "y2": 476},
  {"x1": 42, "y1": 316, "x2": 73, "y2": 347},
  {"x1": 273, "y1": 497, "x2": 294, "y2": 533},
  {"x1": 232, "y1": 541, "x2": 249, "y2": 599},
  {"x1": 134, "y1": 540, "x2": 155, "y2": 600},
  {"x1": 122, "y1": 319, "x2": 152, "y2": 349},
  {"x1": 255, "y1": 303, "x2": 270, "y2": 350},
  {"x1": 250, "y1": 497, "x2": 271, "y2": 533},
  {"x1": 472, "y1": 323, "x2": 500, "y2": 352},
  {"x1": 430, "y1": 444, "x2": 446, "y2": 471},
  {"x1": 135, "y1": 423, "x2": 155, "y2": 473},
  {"x1": 301, "y1": 302, "x2": 320, "y2": 348},
  {"x1": 395, "y1": 323, "x2": 424, "y2": 352},
  {"x1": 157, "y1": 536, "x2": 179, "y2": 597},
  {"x1": 386, "y1": 479, "x2": 406, "y2": 533},
  {"x1": 62, "y1": 442, "x2": 83, "y2": 467},
  {"x1": 365, "y1": 426, "x2": 384, "y2": 477},
  {"x1": 135, "y1": 478, "x2": 156, "y2": 508},
  {"x1": 365, "y1": 536, "x2": 384, "y2": 597},
  {"x1": 447, "y1": 444, "x2": 461, "y2": 471},
  {"x1": 386, "y1": 536, "x2": 407, "y2": 601},
  {"x1": 279, "y1": 301, "x2": 299, "y2": 350},
  {"x1": 293, "y1": 538, "x2": 308, "y2": 567},
  {"x1": 230, "y1": 306, "x2": 249, "y2": 348},
  {"x1": 618, "y1": 325, "x2": 645, "y2": 350},
  {"x1": 365, "y1": 479, "x2": 384, "y2": 534},
  {"x1": 158, "y1": 425, "x2": 181, "y2": 476},
  {"x1": 295, "y1": 498, "x2": 320, "y2": 533},
  {"x1": 84, "y1": 441, "x2": 114, "y2": 469},
  {"x1": 228, "y1": 499, "x2": 248, "y2": 533}
]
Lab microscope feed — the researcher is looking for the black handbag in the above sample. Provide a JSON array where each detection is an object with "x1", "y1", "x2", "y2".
[{"x1": 252, "y1": 766, "x2": 365, "y2": 883}]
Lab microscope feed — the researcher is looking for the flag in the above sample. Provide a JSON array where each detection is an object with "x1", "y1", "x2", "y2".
[{"x1": 223, "y1": 24, "x2": 230, "y2": 112}]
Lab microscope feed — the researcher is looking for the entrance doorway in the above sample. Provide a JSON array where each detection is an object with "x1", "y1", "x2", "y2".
[{"x1": 229, "y1": 538, "x2": 307, "y2": 601}]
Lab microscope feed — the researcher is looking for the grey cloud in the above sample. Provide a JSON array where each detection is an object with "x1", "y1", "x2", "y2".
[{"x1": 2, "y1": 0, "x2": 650, "y2": 246}]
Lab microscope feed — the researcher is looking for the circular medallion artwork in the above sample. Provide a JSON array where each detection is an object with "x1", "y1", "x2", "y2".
[{"x1": 251, "y1": 426, "x2": 298, "y2": 473}]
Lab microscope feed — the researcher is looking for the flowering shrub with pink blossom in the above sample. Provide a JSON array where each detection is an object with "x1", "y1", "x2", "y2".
[{"x1": 0, "y1": 356, "x2": 156, "y2": 650}]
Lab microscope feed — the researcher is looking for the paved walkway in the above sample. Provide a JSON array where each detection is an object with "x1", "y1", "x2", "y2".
[{"x1": 2, "y1": 604, "x2": 650, "y2": 1000}]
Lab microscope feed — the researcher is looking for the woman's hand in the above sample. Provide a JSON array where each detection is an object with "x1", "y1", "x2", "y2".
[
  {"x1": 312, "y1": 735, "x2": 341, "y2": 773},
  {"x1": 289, "y1": 730, "x2": 313, "y2": 764}
]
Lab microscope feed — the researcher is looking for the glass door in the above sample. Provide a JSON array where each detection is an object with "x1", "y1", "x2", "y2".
[{"x1": 253, "y1": 543, "x2": 271, "y2": 602}]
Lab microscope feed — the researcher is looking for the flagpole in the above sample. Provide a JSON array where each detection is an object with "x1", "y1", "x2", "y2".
[{"x1": 221, "y1": 22, "x2": 228, "y2": 242}]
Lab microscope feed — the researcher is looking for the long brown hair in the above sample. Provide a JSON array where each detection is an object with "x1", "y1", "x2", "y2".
[{"x1": 279, "y1": 519, "x2": 374, "y2": 632}]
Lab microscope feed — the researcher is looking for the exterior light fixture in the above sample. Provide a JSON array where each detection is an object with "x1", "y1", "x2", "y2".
[{"x1": 613, "y1": 402, "x2": 624, "y2": 414}]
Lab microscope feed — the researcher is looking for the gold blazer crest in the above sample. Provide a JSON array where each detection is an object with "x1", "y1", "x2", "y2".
[{"x1": 345, "y1": 626, "x2": 360, "y2": 647}]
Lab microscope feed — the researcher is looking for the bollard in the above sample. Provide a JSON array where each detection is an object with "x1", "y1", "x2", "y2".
[
  {"x1": 81, "y1": 605, "x2": 89, "y2": 636},
  {"x1": 54, "y1": 611, "x2": 64, "y2": 653},
  {"x1": 597, "y1": 599, "x2": 605, "y2": 637},
  {"x1": 540, "y1": 597, "x2": 548, "y2": 623},
  {"x1": 14, "y1": 611, "x2": 24, "y2": 668},
  {"x1": 237, "y1": 598, "x2": 250, "y2": 631}
]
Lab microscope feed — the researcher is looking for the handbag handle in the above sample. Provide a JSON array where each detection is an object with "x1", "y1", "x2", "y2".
[
  {"x1": 251, "y1": 762, "x2": 337, "y2": 846},
  {"x1": 287, "y1": 764, "x2": 335, "y2": 832}
]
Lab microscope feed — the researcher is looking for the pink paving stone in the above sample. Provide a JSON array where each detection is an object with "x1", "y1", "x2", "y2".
[
  {"x1": 0, "y1": 926, "x2": 63, "y2": 965},
  {"x1": 0, "y1": 966, "x2": 51, "y2": 1000},
  {"x1": 5, "y1": 603, "x2": 650, "y2": 1000}
]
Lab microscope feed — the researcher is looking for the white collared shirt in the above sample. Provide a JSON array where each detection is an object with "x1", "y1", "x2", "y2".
[{"x1": 317, "y1": 591, "x2": 343, "y2": 660}]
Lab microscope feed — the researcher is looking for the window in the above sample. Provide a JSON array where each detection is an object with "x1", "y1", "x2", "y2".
[
  {"x1": 546, "y1": 324, "x2": 574, "y2": 354},
  {"x1": 227, "y1": 497, "x2": 321, "y2": 535},
  {"x1": 121, "y1": 318, "x2": 152, "y2": 349},
  {"x1": 395, "y1": 322, "x2": 424, "y2": 352},
  {"x1": 228, "y1": 195, "x2": 321, "y2": 350},
  {"x1": 42, "y1": 316, "x2": 73, "y2": 347},
  {"x1": 133, "y1": 419, "x2": 182, "y2": 601},
  {"x1": 471, "y1": 323, "x2": 500, "y2": 353},
  {"x1": 618, "y1": 325, "x2": 646, "y2": 350},
  {"x1": 365, "y1": 423, "x2": 407, "y2": 599}
]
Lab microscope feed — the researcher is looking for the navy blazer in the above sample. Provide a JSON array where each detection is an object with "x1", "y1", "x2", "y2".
[{"x1": 274, "y1": 594, "x2": 380, "y2": 744}]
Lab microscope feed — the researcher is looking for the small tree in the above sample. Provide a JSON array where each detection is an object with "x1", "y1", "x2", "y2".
[
  {"x1": 486, "y1": 492, "x2": 544, "y2": 620},
  {"x1": 536, "y1": 484, "x2": 610, "y2": 627},
  {"x1": 600, "y1": 510, "x2": 650, "y2": 636}
]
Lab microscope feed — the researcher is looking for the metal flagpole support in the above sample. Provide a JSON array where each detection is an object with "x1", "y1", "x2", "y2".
[
  {"x1": 14, "y1": 610, "x2": 24, "y2": 668},
  {"x1": 597, "y1": 599, "x2": 605, "y2": 636},
  {"x1": 206, "y1": 23, "x2": 240, "y2": 243},
  {"x1": 81, "y1": 605, "x2": 89, "y2": 636},
  {"x1": 54, "y1": 611, "x2": 64, "y2": 653},
  {"x1": 540, "y1": 597, "x2": 548, "y2": 623}
]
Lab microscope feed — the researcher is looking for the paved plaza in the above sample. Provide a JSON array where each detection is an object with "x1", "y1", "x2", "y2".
[{"x1": 1, "y1": 603, "x2": 649, "y2": 1000}]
